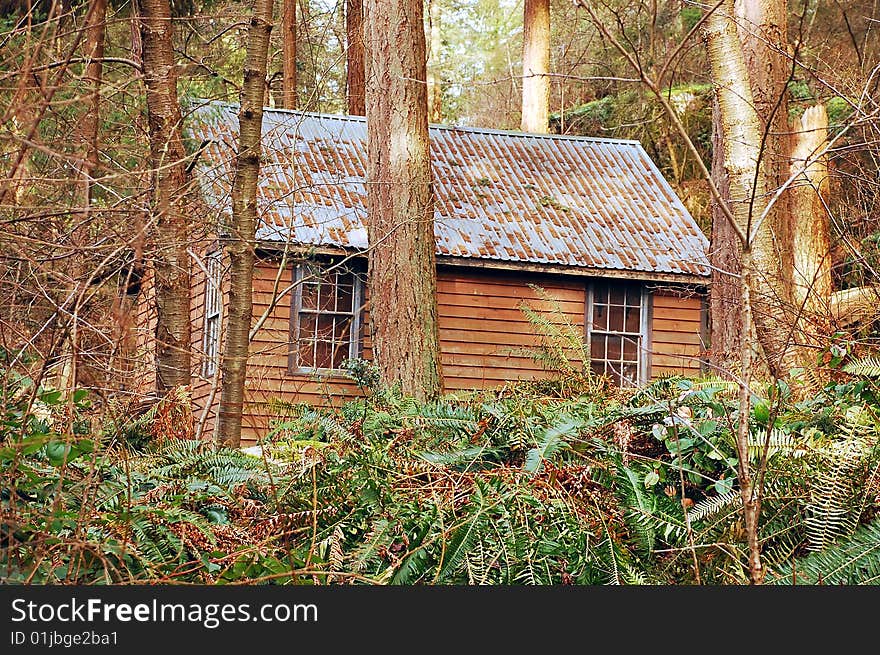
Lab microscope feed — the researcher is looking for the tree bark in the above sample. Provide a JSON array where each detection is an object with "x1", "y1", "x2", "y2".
[
  {"x1": 704, "y1": 0, "x2": 780, "y2": 584},
  {"x1": 140, "y1": 0, "x2": 192, "y2": 391},
  {"x1": 346, "y1": 0, "x2": 365, "y2": 115},
  {"x1": 521, "y1": 0, "x2": 550, "y2": 133},
  {"x1": 216, "y1": 0, "x2": 274, "y2": 447},
  {"x1": 426, "y1": 0, "x2": 442, "y2": 123},
  {"x1": 364, "y1": 0, "x2": 443, "y2": 401},
  {"x1": 735, "y1": 0, "x2": 793, "y2": 288},
  {"x1": 80, "y1": 0, "x2": 107, "y2": 208},
  {"x1": 708, "y1": 97, "x2": 743, "y2": 373},
  {"x1": 282, "y1": 0, "x2": 296, "y2": 108},
  {"x1": 790, "y1": 104, "x2": 832, "y2": 349},
  {"x1": 705, "y1": 0, "x2": 792, "y2": 380}
]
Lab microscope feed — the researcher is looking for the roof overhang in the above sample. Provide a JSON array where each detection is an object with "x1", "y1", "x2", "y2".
[{"x1": 252, "y1": 240, "x2": 710, "y2": 287}]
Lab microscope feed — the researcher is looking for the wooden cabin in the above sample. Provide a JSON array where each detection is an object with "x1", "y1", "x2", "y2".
[{"x1": 143, "y1": 102, "x2": 710, "y2": 444}]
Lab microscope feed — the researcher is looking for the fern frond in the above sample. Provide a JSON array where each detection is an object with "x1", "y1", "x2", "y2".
[
  {"x1": 437, "y1": 481, "x2": 489, "y2": 581},
  {"x1": 687, "y1": 490, "x2": 741, "y2": 523},
  {"x1": 771, "y1": 519, "x2": 880, "y2": 584},
  {"x1": 843, "y1": 356, "x2": 880, "y2": 378},
  {"x1": 524, "y1": 418, "x2": 579, "y2": 473},
  {"x1": 805, "y1": 419, "x2": 878, "y2": 551}
]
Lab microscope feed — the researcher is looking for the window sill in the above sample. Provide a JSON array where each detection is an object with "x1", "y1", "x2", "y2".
[{"x1": 286, "y1": 367, "x2": 354, "y2": 380}]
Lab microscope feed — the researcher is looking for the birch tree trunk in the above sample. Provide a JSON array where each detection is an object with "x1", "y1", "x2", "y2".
[
  {"x1": 704, "y1": 0, "x2": 780, "y2": 584},
  {"x1": 735, "y1": 0, "x2": 793, "y2": 288},
  {"x1": 364, "y1": 0, "x2": 443, "y2": 401},
  {"x1": 521, "y1": 0, "x2": 550, "y2": 133},
  {"x1": 706, "y1": 0, "x2": 794, "y2": 379},
  {"x1": 141, "y1": 0, "x2": 192, "y2": 391},
  {"x1": 346, "y1": 0, "x2": 365, "y2": 115},
  {"x1": 282, "y1": 0, "x2": 296, "y2": 108},
  {"x1": 216, "y1": 0, "x2": 275, "y2": 447}
]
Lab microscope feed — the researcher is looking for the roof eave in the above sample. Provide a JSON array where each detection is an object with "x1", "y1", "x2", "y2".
[{"x1": 253, "y1": 240, "x2": 710, "y2": 286}]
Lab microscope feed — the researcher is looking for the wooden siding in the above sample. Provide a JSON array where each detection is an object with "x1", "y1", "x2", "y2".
[
  {"x1": 649, "y1": 287, "x2": 705, "y2": 377},
  {"x1": 189, "y1": 260, "x2": 706, "y2": 444}
]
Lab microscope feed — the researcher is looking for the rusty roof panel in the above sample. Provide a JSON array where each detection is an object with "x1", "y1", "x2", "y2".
[{"x1": 190, "y1": 102, "x2": 709, "y2": 277}]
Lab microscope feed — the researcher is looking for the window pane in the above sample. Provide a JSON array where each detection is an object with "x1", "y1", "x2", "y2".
[
  {"x1": 334, "y1": 317, "x2": 352, "y2": 341},
  {"x1": 590, "y1": 361, "x2": 606, "y2": 378},
  {"x1": 336, "y1": 284, "x2": 353, "y2": 313},
  {"x1": 593, "y1": 303, "x2": 607, "y2": 331},
  {"x1": 622, "y1": 362, "x2": 639, "y2": 385},
  {"x1": 623, "y1": 336, "x2": 638, "y2": 361},
  {"x1": 608, "y1": 305, "x2": 624, "y2": 332},
  {"x1": 625, "y1": 306, "x2": 640, "y2": 333},
  {"x1": 606, "y1": 336, "x2": 622, "y2": 360},
  {"x1": 298, "y1": 314, "x2": 316, "y2": 340},
  {"x1": 301, "y1": 283, "x2": 319, "y2": 310},
  {"x1": 318, "y1": 280, "x2": 335, "y2": 311},
  {"x1": 316, "y1": 315, "x2": 335, "y2": 340},
  {"x1": 299, "y1": 339, "x2": 315, "y2": 367},
  {"x1": 314, "y1": 341, "x2": 333, "y2": 369},
  {"x1": 331, "y1": 341, "x2": 349, "y2": 369},
  {"x1": 609, "y1": 286, "x2": 625, "y2": 305},
  {"x1": 590, "y1": 335, "x2": 605, "y2": 359}
]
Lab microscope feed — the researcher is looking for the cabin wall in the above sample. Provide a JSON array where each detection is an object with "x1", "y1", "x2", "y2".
[
  {"x1": 649, "y1": 286, "x2": 705, "y2": 377},
  {"x1": 190, "y1": 260, "x2": 706, "y2": 444}
]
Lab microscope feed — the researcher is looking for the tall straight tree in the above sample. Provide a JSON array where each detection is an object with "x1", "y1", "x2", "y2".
[
  {"x1": 140, "y1": 0, "x2": 192, "y2": 390},
  {"x1": 282, "y1": 0, "x2": 296, "y2": 108},
  {"x1": 710, "y1": 0, "x2": 794, "y2": 372},
  {"x1": 216, "y1": 0, "x2": 275, "y2": 447},
  {"x1": 426, "y1": 0, "x2": 442, "y2": 122},
  {"x1": 80, "y1": 0, "x2": 107, "y2": 207},
  {"x1": 346, "y1": 0, "x2": 365, "y2": 115},
  {"x1": 521, "y1": 0, "x2": 550, "y2": 133},
  {"x1": 364, "y1": 0, "x2": 443, "y2": 400}
]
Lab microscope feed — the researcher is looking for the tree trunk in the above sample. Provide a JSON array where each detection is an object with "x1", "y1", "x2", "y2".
[
  {"x1": 141, "y1": 0, "x2": 192, "y2": 391},
  {"x1": 790, "y1": 104, "x2": 832, "y2": 351},
  {"x1": 704, "y1": 0, "x2": 778, "y2": 584},
  {"x1": 521, "y1": 0, "x2": 550, "y2": 133},
  {"x1": 364, "y1": 0, "x2": 443, "y2": 401},
  {"x1": 708, "y1": 97, "x2": 743, "y2": 373},
  {"x1": 282, "y1": 0, "x2": 296, "y2": 108},
  {"x1": 735, "y1": 0, "x2": 793, "y2": 289},
  {"x1": 426, "y1": 0, "x2": 442, "y2": 123},
  {"x1": 80, "y1": 0, "x2": 107, "y2": 208},
  {"x1": 705, "y1": 0, "x2": 792, "y2": 380},
  {"x1": 216, "y1": 0, "x2": 274, "y2": 447},
  {"x1": 346, "y1": 0, "x2": 365, "y2": 115}
]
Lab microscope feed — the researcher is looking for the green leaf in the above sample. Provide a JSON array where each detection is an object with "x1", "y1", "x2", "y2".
[
  {"x1": 39, "y1": 390, "x2": 62, "y2": 405},
  {"x1": 714, "y1": 477, "x2": 734, "y2": 494},
  {"x1": 753, "y1": 401, "x2": 770, "y2": 424},
  {"x1": 45, "y1": 441, "x2": 71, "y2": 466}
]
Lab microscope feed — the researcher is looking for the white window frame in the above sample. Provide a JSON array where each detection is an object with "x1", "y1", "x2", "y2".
[
  {"x1": 288, "y1": 260, "x2": 364, "y2": 375},
  {"x1": 201, "y1": 252, "x2": 222, "y2": 379},
  {"x1": 585, "y1": 281, "x2": 651, "y2": 386}
]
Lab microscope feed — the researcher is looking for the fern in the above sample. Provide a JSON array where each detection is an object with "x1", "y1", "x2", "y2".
[
  {"x1": 805, "y1": 419, "x2": 878, "y2": 551},
  {"x1": 748, "y1": 428, "x2": 806, "y2": 460},
  {"x1": 687, "y1": 490, "x2": 741, "y2": 523},
  {"x1": 771, "y1": 518, "x2": 880, "y2": 584},
  {"x1": 524, "y1": 418, "x2": 579, "y2": 473},
  {"x1": 437, "y1": 481, "x2": 490, "y2": 581},
  {"x1": 842, "y1": 356, "x2": 880, "y2": 378}
]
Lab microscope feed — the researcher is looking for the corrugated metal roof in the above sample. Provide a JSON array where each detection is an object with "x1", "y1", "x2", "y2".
[{"x1": 190, "y1": 101, "x2": 709, "y2": 278}]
